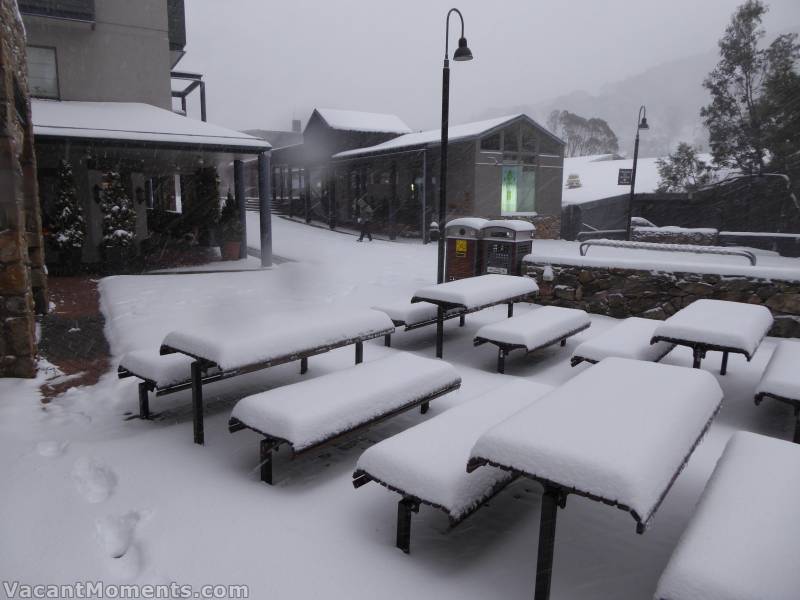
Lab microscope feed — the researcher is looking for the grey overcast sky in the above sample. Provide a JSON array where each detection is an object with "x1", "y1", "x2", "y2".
[{"x1": 178, "y1": 0, "x2": 800, "y2": 132}]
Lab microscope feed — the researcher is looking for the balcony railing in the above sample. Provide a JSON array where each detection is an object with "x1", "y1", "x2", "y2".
[{"x1": 18, "y1": 0, "x2": 95, "y2": 22}]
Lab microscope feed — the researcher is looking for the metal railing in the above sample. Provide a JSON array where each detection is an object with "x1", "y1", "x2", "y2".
[{"x1": 578, "y1": 238, "x2": 758, "y2": 266}]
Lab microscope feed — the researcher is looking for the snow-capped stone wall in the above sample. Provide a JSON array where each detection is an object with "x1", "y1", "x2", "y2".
[
  {"x1": 631, "y1": 226, "x2": 719, "y2": 246},
  {"x1": 526, "y1": 262, "x2": 800, "y2": 338}
]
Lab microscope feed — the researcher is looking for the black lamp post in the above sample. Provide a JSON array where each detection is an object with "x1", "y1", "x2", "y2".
[
  {"x1": 626, "y1": 105, "x2": 649, "y2": 240},
  {"x1": 437, "y1": 8, "x2": 473, "y2": 284}
]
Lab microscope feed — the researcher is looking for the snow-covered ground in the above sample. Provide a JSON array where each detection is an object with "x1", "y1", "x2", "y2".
[
  {"x1": 1, "y1": 216, "x2": 796, "y2": 599},
  {"x1": 562, "y1": 154, "x2": 664, "y2": 205}
]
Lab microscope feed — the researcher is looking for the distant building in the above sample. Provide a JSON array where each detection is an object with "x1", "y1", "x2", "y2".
[
  {"x1": 19, "y1": 0, "x2": 271, "y2": 267},
  {"x1": 271, "y1": 110, "x2": 565, "y2": 240}
]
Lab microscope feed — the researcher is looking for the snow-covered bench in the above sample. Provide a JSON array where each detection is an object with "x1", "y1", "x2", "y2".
[
  {"x1": 353, "y1": 379, "x2": 553, "y2": 553},
  {"x1": 655, "y1": 431, "x2": 800, "y2": 600},
  {"x1": 755, "y1": 339, "x2": 800, "y2": 443},
  {"x1": 468, "y1": 358, "x2": 722, "y2": 600},
  {"x1": 474, "y1": 306, "x2": 591, "y2": 373},
  {"x1": 160, "y1": 308, "x2": 395, "y2": 444},
  {"x1": 371, "y1": 301, "x2": 465, "y2": 347},
  {"x1": 228, "y1": 352, "x2": 461, "y2": 484},
  {"x1": 118, "y1": 350, "x2": 202, "y2": 419},
  {"x1": 570, "y1": 317, "x2": 675, "y2": 367},
  {"x1": 651, "y1": 299, "x2": 773, "y2": 375},
  {"x1": 411, "y1": 274, "x2": 539, "y2": 358}
]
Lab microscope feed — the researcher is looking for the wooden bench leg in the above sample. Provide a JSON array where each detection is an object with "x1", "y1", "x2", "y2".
[
  {"x1": 355, "y1": 341, "x2": 364, "y2": 364},
  {"x1": 497, "y1": 348, "x2": 508, "y2": 374},
  {"x1": 138, "y1": 382, "x2": 150, "y2": 420},
  {"x1": 508, "y1": 303, "x2": 514, "y2": 318},
  {"x1": 396, "y1": 498, "x2": 419, "y2": 554},
  {"x1": 384, "y1": 334, "x2": 392, "y2": 347},
  {"x1": 459, "y1": 314, "x2": 465, "y2": 327},
  {"x1": 535, "y1": 486, "x2": 563, "y2": 600},
  {"x1": 692, "y1": 347, "x2": 703, "y2": 369},
  {"x1": 260, "y1": 439, "x2": 274, "y2": 484},
  {"x1": 720, "y1": 351, "x2": 729, "y2": 376},
  {"x1": 300, "y1": 357, "x2": 308, "y2": 374},
  {"x1": 191, "y1": 361, "x2": 204, "y2": 445}
]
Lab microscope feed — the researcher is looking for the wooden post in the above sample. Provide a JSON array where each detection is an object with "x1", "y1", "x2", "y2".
[
  {"x1": 234, "y1": 159, "x2": 247, "y2": 259},
  {"x1": 258, "y1": 151, "x2": 272, "y2": 267},
  {"x1": 534, "y1": 486, "x2": 562, "y2": 600}
]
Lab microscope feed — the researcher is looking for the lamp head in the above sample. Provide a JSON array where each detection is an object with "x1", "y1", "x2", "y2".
[
  {"x1": 453, "y1": 37, "x2": 473, "y2": 61},
  {"x1": 638, "y1": 116, "x2": 649, "y2": 130}
]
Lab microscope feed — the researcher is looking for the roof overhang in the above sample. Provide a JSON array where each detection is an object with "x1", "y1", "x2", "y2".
[{"x1": 32, "y1": 100, "x2": 271, "y2": 156}]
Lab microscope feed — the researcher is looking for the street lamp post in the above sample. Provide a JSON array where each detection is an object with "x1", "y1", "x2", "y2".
[
  {"x1": 436, "y1": 8, "x2": 473, "y2": 284},
  {"x1": 626, "y1": 105, "x2": 649, "y2": 240}
]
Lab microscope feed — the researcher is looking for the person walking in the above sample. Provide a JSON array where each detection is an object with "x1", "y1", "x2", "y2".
[{"x1": 357, "y1": 199, "x2": 374, "y2": 242}]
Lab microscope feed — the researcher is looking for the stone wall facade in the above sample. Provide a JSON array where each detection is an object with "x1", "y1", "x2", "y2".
[
  {"x1": 526, "y1": 261, "x2": 800, "y2": 338},
  {"x1": 0, "y1": 0, "x2": 47, "y2": 378},
  {"x1": 630, "y1": 226, "x2": 719, "y2": 246}
]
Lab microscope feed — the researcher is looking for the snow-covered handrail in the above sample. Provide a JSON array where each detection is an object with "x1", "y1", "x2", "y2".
[{"x1": 579, "y1": 239, "x2": 757, "y2": 266}]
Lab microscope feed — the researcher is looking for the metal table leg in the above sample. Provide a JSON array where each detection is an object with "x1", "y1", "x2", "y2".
[{"x1": 191, "y1": 361, "x2": 204, "y2": 445}]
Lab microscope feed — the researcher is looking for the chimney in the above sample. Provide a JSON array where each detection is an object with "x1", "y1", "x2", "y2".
[{"x1": 291, "y1": 119, "x2": 302, "y2": 133}]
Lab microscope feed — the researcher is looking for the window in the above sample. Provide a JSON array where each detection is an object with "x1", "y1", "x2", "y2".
[
  {"x1": 501, "y1": 165, "x2": 536, "y2": 215},
  {"x1": 521, "y1": 129, "x2": 538, "y2": 153},
  {"x1": 480, "y1": 133, "x2": 501, "y2": 151},
  {"x1": 27, "y1": 46, "x2": 59, "y2": 99}
]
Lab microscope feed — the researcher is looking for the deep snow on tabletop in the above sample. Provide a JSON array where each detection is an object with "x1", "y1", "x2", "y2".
[
  {"x1": 755, "y1": 339, "x2": 800, "y2": 401},
  {"x1": 356, "y1": 379, "x2": 553, "y2": 519},
  {"x1": 655, "y1": 432, "x2": 800, "y2": 600},
  {"x1": 1, "y1": 215, "x2": 798, "y2": 600},
  {"x1": 470, "y1": 358, "x2": 723, "y2": 523},
  {"x1": 572, "y1": 316, "x2": 674, "y2": 363},
  {"x1": 412, "y1": 274, "x2": 538, "y2": 309},
  {"x1": 653, "y1": 299, "x2": 774, "y2": 356}
]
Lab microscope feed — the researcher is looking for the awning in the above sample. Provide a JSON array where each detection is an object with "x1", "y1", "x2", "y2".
[{"x1": 31, "y1": 99, "x2": 271, "y2": 154}]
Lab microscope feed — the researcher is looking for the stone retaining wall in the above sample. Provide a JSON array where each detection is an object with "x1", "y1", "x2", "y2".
[{"x1": 526, "y1": 261, "x2": 800, "y2": 338}]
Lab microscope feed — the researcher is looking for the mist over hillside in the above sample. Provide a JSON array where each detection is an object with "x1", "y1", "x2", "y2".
[{"x1": 477, "y1": 25, "x2": 799, "y2": 159}]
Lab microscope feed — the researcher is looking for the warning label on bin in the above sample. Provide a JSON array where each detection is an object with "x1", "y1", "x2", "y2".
[{"x1": 455, "y1": 239, "x2": 467, "y2": 257}]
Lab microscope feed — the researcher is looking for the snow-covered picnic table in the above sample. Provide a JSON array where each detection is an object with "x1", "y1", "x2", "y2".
[
  {"x1": 650, "y1": 299, "x2": 773, "y2": 374},
  {"x1": 410, "y1": 274, "x2": 538, "y2": 358},
  {"x1": 468, "y1": 357, "x2": 723, "y2": 600},
  {"x1": 755, "y1": 339, "x2": 800, "y2": 443},
  {"x1": 159, "y1": 308, "x2": 395, "y2": 444},
  {"x1": 371, "y1": 301, "x2": 465, "y2": 346},
  {"x1": 655, "y1": 431, "x2": 800, "y2": 600}
]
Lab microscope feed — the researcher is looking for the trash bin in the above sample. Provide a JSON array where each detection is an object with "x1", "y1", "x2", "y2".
[
  {"x1": 479, "y1": 219, "x2": 535, "y2": 276},
  {"x1": 445, "y1": 217, "x2": 487, "y2": 281}
]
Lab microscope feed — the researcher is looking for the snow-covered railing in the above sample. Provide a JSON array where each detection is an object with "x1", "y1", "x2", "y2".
[{"x1": 579, "y1": 238, "x2": 758, "y2": 266}]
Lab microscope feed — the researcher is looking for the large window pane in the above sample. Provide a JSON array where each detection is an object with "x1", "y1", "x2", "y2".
[
  {"x1": 27, "y1": 46, "x2": 59, "y2": 99},
  {"x1": 501, "y1": 166, "x2": 536, "y2": 215}
]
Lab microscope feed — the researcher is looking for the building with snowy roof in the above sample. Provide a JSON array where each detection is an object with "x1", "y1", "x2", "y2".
[
  {"x1": 272, "y1": 112, "x2": 565, "y2": 240},
  {"x1": 18, "y1": 0, "x2": 273, "y2": 269}
]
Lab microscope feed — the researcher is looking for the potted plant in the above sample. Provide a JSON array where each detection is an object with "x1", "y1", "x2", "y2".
[
  {"x1": 219, "y1": 191, "x2": 243, "y2": 260},
  {"x1": 98, "y1": 170, "x2": 137, "y2": 271},
  {"x1": 50, "y1": 159, "x2": 86, "y2": 275}
]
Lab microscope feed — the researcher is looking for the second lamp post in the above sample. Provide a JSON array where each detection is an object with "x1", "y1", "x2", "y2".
[{"x1": 626, "y1": 105, "x2": 649, "y2": 240}]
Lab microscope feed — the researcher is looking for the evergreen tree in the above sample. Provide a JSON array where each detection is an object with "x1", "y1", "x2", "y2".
[
  {"x1": 99, "y1": 171, "x2": 137, "y2": 247},
  {"x1": 656, "y1": 143, "x2": 714, "y2": 192},
  {"x1": 701, "y1": 0, "x2": 800, "y2": 175},
  {"x1": 51, "y1": 159, "x2": 86, "y2": 251}
]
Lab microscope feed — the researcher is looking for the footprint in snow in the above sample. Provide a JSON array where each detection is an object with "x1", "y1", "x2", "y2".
[
  {"x1": 72, "y1": 457, "x2": 117, "y2": 503},
  {"x1": 95, "y1": 511, "x2": 140, "y2": 558},
  {"x1": 36, "y1": 440, "x2": 69, "y2": 458}
]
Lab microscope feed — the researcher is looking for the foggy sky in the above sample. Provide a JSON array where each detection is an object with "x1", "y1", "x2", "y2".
[{"x1": 178, "y1": 0, "x2": 800, "y2": 133}]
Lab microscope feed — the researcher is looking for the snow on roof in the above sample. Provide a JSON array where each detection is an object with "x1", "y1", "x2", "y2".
[
  {"x1": 32, "y1": 100, "x2": 271, "y2": 151},
  {"x1": 333, "y1": 114, "x2": 524, "y2": 159},
  {"x1": 315, "y1": 108, "x2": 412, "y2": 134},
  {"x1": 446, "y1": 217, "x2": 488, "y2": 231},
  {"x1": 562, "y1": 155, "x2": 664, "y2": 205}
]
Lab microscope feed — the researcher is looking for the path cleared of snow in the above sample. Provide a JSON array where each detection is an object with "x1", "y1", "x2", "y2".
[{"x1": 1, "y1": 216, "x2": 796, "y2": 599}]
